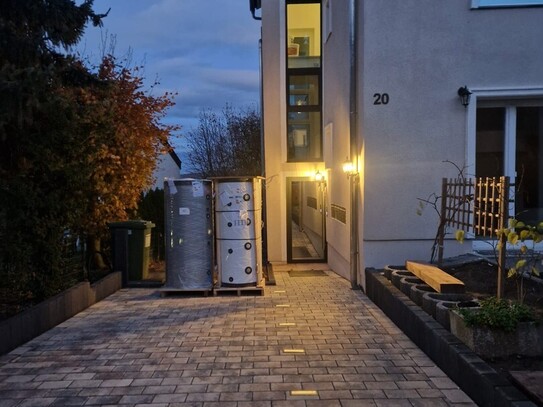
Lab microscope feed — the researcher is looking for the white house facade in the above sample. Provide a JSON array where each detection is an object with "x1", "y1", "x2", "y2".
[
  {"x1": 152, "y1": 149, "x2": 182, "y2": 190},
  {"x1": 251, "y1": 0, "x2": 543, "y2": 289}
]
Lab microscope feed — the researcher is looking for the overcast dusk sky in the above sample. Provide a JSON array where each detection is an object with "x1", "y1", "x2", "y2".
[{"x1": 76, "y1": 0, "x2": 261, "y2": 153}]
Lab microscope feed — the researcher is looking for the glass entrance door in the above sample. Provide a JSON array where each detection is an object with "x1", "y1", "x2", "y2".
[{"x1": 287, "y1": 178, "x2": 326, "y2": 262}]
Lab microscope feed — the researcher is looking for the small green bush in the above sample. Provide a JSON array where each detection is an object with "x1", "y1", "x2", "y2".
[{"x1": 458, "y1": 297, "x2": 535, "y2": 332}]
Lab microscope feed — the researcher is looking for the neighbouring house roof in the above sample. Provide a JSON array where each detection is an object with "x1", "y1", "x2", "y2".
[
  {"x1": 160, "y1": 139, "x2": 181, "y2": 169},
  {"x1": 168, "y1": 148, "x2": 181, "y2": 168},
  {"x1": 150, "y1": 145, "x2": 182, "y2": 190}
]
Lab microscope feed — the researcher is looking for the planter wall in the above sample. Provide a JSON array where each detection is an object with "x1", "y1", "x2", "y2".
[
  {"x1": 410, "y1": 284, "x2": 435, "y2": 305},
  {"x1": 365, "y1": 268, "x2": 534, "y2": 407},
  {"x1": 436, "y1": 300, "x2": 479, "y2": 331},
  {"x1": 0, "y1": 272, "x2": 121, "y2": 356},
  {"x1": 422, "y1": 292, "x2": 474, "y2": 318},
  {"x1": 384, "y1": 264, "x2": 407, "y2": 280},
  {"x1": 399, "y1": 276, "x2": 423, "y2": 296},
  {"x1": 390, "y1": 270, "x2": 414, "y2": 288},
  {"x1": 449, "y1": 309, "x2": 543, "y2": 359}
]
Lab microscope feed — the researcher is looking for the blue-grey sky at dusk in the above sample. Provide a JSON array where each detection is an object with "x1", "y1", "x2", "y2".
[{"x1": 76, "y1": 0, "x2": 261, "y2": 155}]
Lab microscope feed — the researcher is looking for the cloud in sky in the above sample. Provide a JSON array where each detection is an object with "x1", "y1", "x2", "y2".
[{"x1": 77, "y1": 0, "x2": 261, "y2": 150}]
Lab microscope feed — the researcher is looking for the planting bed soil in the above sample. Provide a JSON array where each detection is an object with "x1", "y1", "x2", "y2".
[{"x1": 442, "y1": 256, "x2": 543, "y2": 375}]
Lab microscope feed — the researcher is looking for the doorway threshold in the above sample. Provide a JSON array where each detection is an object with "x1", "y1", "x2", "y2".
[{"x1": 271, "y1": 263, "x2": 330, "y2": 272}]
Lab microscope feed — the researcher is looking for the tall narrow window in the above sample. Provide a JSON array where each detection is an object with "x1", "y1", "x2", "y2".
[
  {"x1": 516, "y1": 107, "x2": 543, "y2": 223},
  {"x1": 475, "y1": 107, "x2": 505, "y2": 178},
  {"x1": 286, "y1": 1, "x2": 322, "y2": 162}
]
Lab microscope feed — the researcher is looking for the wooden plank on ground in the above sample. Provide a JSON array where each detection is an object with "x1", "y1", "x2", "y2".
[{"x1": 405, "y1": 261, "x2": 465, "y2": 294}]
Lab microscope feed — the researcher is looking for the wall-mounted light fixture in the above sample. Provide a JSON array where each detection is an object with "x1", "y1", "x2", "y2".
[
  {"x1": 457, "y1": 86, "x2": 472, "y2": 108},
  {"x1": 342, "y1": 159, "x2": 357, "y2": 177},
  {"x1": 314, "y1": 170, "x2": 326, "y2": 190}
]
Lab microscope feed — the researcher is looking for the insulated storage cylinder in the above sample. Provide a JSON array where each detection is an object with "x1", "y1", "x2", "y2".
[
  {"x1": 214, "y1": 177, "x2": 263, "y2": 287},
  {"x1": 215, "y1": 209, "x2": 262, "y2": 240},
  {"x1": 216, "y1": 238, "x2": 262, "y2": 286},
  {"x1": 164, "y1": 179, "x2": 213, "y2": 289},
  {"x1": 215, "y1": 179, "x2": 262, "y2": 212}
]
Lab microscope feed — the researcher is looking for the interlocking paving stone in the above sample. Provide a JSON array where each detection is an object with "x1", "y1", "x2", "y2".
[
  {"x1": 152, "y1": 393, "x2": 187, "y2": 403},
  {"x1": 0, "y1": 271, "x2": 476, "y2": 406}
]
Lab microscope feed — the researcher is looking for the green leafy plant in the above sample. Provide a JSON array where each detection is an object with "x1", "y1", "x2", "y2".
[
  {"x1": 457, "y1": 297, "x2": 535, "y2": 332},
  {"x1": 493, "y1": 218, "x2": 541, "y2": 303},
  {"x1": 454, "y1": 217, "x2": 543, "y2": 303}
]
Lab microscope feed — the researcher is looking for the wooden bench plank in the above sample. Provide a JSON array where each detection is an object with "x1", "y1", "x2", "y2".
[{"x1": 405, "y1": 261, "x2": 465, "y2": 294}]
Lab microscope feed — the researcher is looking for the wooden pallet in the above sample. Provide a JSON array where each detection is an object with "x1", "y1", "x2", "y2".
[
  {"x1": 159, "y1": 288, "x2": 213, "y2": 297},
  {"x1": 213, "y1": 286, "x2": 264, "y2": 296},
  {"x1": 213, "y1": 279, "x2": 265, "y2": 296}
]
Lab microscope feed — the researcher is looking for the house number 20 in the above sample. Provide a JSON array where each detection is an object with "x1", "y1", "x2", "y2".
[{"x1": 373, "y1": 93, "x2": 389, "y2": 105}]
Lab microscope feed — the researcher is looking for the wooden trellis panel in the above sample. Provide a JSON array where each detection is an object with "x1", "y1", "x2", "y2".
[
  {"x1": 440, "y1": 176, "x2": 509, "y2": 298},
  {"x1": 441, "y1": 177, "x2": 474, "y2": 233},
  {"x1": 473, "y1": 177, "x2": 509, "y2": 238}
]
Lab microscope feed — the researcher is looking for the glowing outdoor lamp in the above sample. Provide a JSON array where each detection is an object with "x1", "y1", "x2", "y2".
[
  {"x1": 315, "y1": 170, "x2": 324, "y2": 182},
  {"x1": 342, "y1": 159, "x2": 356, "y2": 176}
]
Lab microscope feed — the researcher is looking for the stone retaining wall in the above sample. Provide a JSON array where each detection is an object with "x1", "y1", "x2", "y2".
[{"x1": 0, "y1": 272, "x2": 121, "y2": 356}]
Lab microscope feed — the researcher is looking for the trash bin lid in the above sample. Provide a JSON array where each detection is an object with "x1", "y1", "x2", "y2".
[{"x1": 108, "y1": 220, "x2": 155, "y2": 229}]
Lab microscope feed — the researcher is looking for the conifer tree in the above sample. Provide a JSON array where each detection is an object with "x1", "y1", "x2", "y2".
[
  {"x1": 0, "y1": 0, "x2": 106, "y2": 299},
  {"x1": 1, "y1": 0, "x2": 178, "y2": 299}
]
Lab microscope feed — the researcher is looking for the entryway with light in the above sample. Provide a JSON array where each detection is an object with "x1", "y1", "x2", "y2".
[{"x1": 286, "y1": 177, "x2": 326, "y2": 263}]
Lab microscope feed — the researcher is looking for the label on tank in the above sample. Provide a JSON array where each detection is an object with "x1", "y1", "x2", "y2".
[
  {"x1": 179, "y1": 207, "x2": 190, "y2": 215},
  {"x1": 192, "y1": 181, "x2": 204, "y2": 197}
]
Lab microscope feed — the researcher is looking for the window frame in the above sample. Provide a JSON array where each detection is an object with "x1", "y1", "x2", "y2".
[
  {"x1": 323, "y1": 0, "x2": 332, "y2": 43},
  {"x1": 285, "y1": 0, "x2": 323, "y2": 163},
  {"x1": 471, "y1": 0, "x2": 543, "y2": 8},
  {"x1": 467, "y1": 87, "x2": 543, "y2": 251}
]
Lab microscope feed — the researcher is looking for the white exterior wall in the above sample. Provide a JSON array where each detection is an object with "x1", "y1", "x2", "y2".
[
  {"x1": 258, "y1": 0, "x2": 543, "y2": 285},
  {"x1": 262, "y1": 0, "x2": 286, "y2": 264},
  {"x1": 322, "y1": 1, "x2": 353, "y2": 280},
  {"x1": 152, "y1": 152, "x2": 181, "y2": 190},
  {"x1": 261, "y1": 0, "x2": 326, "y2": 265},
  {"x1": 358, "y1": 1, "x2": 543, "y2": 286}
]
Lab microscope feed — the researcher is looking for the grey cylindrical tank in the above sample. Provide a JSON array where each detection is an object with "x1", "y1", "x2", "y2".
[{"x1": 164, "y1": 179, "x2": 213, "y2": 289}]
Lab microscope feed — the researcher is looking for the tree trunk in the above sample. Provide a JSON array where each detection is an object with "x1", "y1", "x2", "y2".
[{"x1": 88, "y1": 236, "x2": 107, "y2": 270}]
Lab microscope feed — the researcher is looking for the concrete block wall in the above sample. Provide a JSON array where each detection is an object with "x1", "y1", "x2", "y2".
[
  {"x1": 365, "y1": 268, "x2": 535, "y2": 407},
  {"x1": 0, "y1": 272, "x2": 121, "y2": 356}
]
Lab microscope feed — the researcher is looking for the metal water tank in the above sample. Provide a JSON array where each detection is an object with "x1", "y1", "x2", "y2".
[
  {"x1": 215, "y1": 210, "x2": 261, "y2": 240},
  {"x1": 216, "y1": 238, "x2": 262, "y2": 286},
  {"x1": 214, "y1": 177, "x2": 263, "y2": 287},
  {"x1": 164, "y1": 179, "x2": 213, "y2": 289},
  {"x1": 215, "y1": 178, "x2": 262, "y2": 211}
]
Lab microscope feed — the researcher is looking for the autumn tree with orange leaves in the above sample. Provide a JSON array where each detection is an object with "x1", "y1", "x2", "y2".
[
  {"x1": 0, "y1": 0, "x2": 178, "y2": 303},
  {"x1": 74, "y1": 55, "x2": 178, "y2": 263}
]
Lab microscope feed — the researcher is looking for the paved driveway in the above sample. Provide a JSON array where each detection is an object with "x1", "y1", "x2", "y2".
[{"x1": 0, "y1": 269, "x2": 475, "y2": 406}]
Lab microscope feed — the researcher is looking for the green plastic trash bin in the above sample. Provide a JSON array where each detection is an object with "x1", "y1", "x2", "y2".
[{"x1": 109, "y1": 220, "x2": 155, "y2": 286}]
